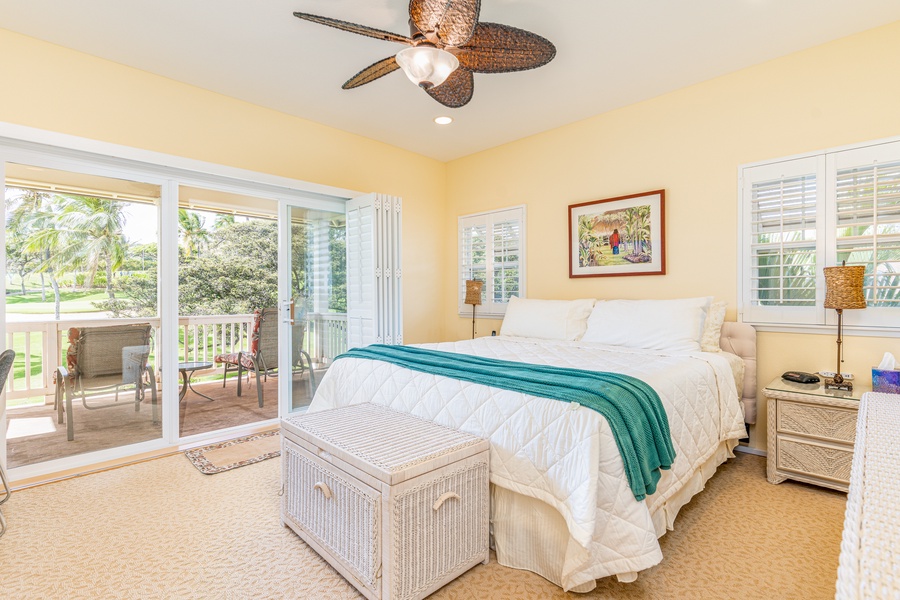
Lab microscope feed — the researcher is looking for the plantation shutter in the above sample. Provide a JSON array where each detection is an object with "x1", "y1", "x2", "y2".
[
  {"x1": 741, "y1": 139, "x2": 900, "y2": 330},
  {"x1": 346, "y1": 193, "x2": 402, "y2": 349},
  {"x1": 458, "y1": 206, "x2": 526, "y2": 317},
  {"x1": 830, "y1": 141, "x2": 900, "y2": 327},
  {"x1": 491, "y1": 216, "x2": 521, "y2": 304},
  {"x1": 741, "y1": 157, "x2": 825, "y2": 325}
]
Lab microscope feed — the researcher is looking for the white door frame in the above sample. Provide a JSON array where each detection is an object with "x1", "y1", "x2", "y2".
[{"x1": 276, "y1": 198, "x2": 349, "y2": 419}]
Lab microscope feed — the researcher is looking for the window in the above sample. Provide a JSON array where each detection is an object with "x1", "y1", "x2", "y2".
[
  {"x1": 740, "y1": 139, "x2": 900, "y2": 329},
  {"x1": 458, "y1": 206, "x2": 526, "y2": 317}
]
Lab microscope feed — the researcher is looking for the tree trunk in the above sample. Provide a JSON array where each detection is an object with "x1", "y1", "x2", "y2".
[
  {"x1": 19, "y1": 272, "x2": 26, "y2": 295},
  {"x1": 50, "y1": 272, "x2": 61, "y2": 321},
  {"x1": 40, "y1": 272, "x2": 47, "y2": 302},
  {"x1": 106, "y1": 260, "x2": 115, "y2": 299},
  {"x1": 86, "y1": 259, "x2": 99, "y2": 290}
]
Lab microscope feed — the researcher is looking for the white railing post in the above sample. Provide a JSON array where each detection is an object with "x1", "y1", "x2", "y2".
[
  {"x1": 44, "y1": 322, "x2": 60, "y2": 404},
  {"x1": 4, "y1": 313, "x2": 269, "y2": 404}
]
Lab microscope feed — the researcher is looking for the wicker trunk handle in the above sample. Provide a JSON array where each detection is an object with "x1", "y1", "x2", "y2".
[
  {"x1": 314, "y1": 482, "x2": 333, "y2": 500},
  {"x1": 432, "y1": 492, "x2": 460, "y2": 511}
]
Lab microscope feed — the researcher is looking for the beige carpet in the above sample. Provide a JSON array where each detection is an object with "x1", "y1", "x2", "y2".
[{"x1": 0, "y1": 451, "x2": 845, "y2": 599}]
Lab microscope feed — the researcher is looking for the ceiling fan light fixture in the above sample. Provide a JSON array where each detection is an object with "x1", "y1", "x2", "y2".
[
  {"x1": 395, "y1": 46, "x2": 459, "y2": 90},
  {"x1": 434, "y1": 116, "x2": 453, "y2": 125}
]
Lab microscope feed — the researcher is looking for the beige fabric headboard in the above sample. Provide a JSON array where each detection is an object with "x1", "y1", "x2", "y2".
[{"x1": 719, "y1": 321, "x2": 758, "y2": 424}]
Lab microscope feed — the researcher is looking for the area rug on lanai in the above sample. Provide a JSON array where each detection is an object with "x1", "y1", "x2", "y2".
[{"x1": 184, "y1": 430, "x2": 281, "y2": 474}]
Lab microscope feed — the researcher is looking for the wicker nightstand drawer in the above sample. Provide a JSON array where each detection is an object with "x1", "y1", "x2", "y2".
[
  {"x1": 765, "y1": 377, "x2": 864, "y2": 492},
  {"x1": 282, "y1": 404, "x2": 490, "y2": 600},
  {"x1": 776, "y1": 436, "x2": 854, "y2": 485},
  {"x1": 777, "y1": 402, "x2": 857, "y2": 444}
]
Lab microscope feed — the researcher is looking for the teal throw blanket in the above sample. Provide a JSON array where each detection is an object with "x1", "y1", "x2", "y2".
[{"x1": 336, "y1": 344, "x2": 675, "y2": 501}]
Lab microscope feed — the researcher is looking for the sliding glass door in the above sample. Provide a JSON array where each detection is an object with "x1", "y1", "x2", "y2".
[
  {"x1": 3, "y1": 162, "x2": 166, "y2": 468},
  {"x1": 278, "y1": 202, "x2": 347, "y2": 416},
  {"x1": 0, "y1": 130, "x2": 359, "y2": 481},
  {"x1": 175, "y1": 185, "x2": 281, "y2": 438}
]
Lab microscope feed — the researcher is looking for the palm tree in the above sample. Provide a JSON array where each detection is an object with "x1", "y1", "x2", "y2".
[
  {"x1": 59, "y1": 196, "x2": 128, "y2": 299},
  {"x1": 578, "y1": 216, "x2": 598, "y2": 266},
  {"x1": 622, "y1": 208, "x2": 638, "y2": 256},
  {"x1": 213, "y1": 213, "x2": 235, "y2": 230},
  {"x1": 178, "y1": 209, "x2": 210, "y2": 259},
  {"x1": 633, "y1": 205, "x2": 652, "y2": 255},
  {"x1": 17, "y1": 204, "x2": 75, "y2": 320},
  {"x1": 7, "y1": 189, "x2": 52, "y2": 300}
]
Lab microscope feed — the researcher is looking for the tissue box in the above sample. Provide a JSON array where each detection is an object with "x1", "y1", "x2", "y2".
[{"x1": 872, "y1": 369, "x2": 900, "y2": 394}]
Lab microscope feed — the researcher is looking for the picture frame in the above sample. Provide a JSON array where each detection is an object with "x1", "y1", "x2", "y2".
[{"x1": 568, "y1": 189, "x2": 666, "y2": 278}]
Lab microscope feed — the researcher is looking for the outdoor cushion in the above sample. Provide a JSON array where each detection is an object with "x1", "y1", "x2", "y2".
[{"x1": 213, "y1": 352, "x2": 255, "y2": 370}]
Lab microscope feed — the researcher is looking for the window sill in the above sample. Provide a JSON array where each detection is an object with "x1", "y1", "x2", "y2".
[
  {"x1": 458, "y1": 312, "x2": 505, "y2": 320},
  {"x1": 745, "y1": 322, "x2": 900, "y2": 338}
]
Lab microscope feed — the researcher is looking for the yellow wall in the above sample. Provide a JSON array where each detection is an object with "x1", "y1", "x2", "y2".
[
  {"x1": 444, "y1": 20, "x2": 900, "y2": 449},
  {"x1": 0, "y1": 28, "x2": 447, "y2": 344},
  {"x1": 5, "y1": 21, "x2": 900, "y2": 452}
]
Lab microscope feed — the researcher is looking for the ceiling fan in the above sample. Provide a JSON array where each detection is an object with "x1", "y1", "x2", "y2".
[{"x1": 293, "y1": 0, "x2": 556, "y2": 108}]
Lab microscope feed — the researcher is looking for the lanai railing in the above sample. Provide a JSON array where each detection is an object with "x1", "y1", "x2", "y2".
[{"x1": 4, "y1": 313, "x2": 348, "y2": 403}]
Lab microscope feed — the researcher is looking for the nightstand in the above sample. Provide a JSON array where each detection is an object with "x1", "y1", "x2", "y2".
[{"x1": 764, "y1": 376, "x2": 870, "y2": 492}]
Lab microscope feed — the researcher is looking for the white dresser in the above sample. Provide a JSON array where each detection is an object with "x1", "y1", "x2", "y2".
[
  {"x1": 281, "y1": 403, "x2": 490, "y2": 600},
  {"x1": 835, "y1": 392, "x2": 900, "y2": 600}
]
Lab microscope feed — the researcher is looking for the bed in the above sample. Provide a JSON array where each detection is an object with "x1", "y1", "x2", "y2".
[{"x1": 306, "y1": 297, "x2": 757, "y2": 592}]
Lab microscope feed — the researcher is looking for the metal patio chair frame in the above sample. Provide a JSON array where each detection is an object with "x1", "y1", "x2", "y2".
[
  {"x1": 54, "y1": 324, "x2": 158, "y2": 442},
  {"x1": 215, "y1": 307, "x2": 315, "y2": 408}
]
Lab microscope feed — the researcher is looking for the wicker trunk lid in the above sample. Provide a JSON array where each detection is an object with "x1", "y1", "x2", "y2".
[{"x1": 281, "y1": 403, "x2": 489, "y2": 485}]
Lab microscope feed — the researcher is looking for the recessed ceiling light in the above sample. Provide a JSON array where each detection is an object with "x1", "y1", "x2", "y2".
[{"x1": 434, "y1": 116, "x2": 453, "y2": 125}]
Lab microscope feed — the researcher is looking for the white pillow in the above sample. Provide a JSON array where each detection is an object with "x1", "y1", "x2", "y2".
[
  {"x1": 499, "y1": 297, "x2": 596, "y2": 341},
  {"x1": 700, "y1": 301, "x2": 728, "y2": 352},
  {"x1": 581, "y1": 297, "x2": 713, "y2": 352}
]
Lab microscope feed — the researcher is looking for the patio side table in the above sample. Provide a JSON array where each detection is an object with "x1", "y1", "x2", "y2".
[{"x1": 178, "y1": 361, "x2": 215, "y2": 401}]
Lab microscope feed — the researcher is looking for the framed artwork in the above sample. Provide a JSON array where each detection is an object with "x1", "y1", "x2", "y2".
[{"x1": 568, "y1": 189, "x2": 666, "y2": 278}]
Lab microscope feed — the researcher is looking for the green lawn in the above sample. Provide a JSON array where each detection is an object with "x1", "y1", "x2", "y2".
[
  {"x1": 6, "y1": 290, "x2": 124, "y2": 314},
  {"x1": 6, "y1": 333, "x2": 48, "y2": 408},
  {"x1": 586, "y1": 243, "x2": 632, "y2": 267}
]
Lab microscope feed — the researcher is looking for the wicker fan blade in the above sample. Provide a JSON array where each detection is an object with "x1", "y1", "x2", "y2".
[
  {"x1": 409, "y1": 0, "x2": 480, "y2": 47},
  {"x1": 456, "y1": 23, "x2": 556, "y2": 73},
  {"x1": 343, "y1": 56, "x2": 401, "y2": 89},
  {"x1": 425, "y1": 68, "x2": 474, "y2": 108},
  {"x1": 293, "y1": 12, "x2": 414, "y2": 45}
]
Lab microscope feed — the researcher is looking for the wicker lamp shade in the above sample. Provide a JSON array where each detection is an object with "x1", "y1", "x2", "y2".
[
  {"x1": 824, "y1": 265, "x2": 867, "y2": 310},
  {"x1": 464, "y1": 280, "x2": 483, "y2": 306}
]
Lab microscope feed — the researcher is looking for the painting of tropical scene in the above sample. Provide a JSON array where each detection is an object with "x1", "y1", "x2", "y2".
[{"x1": 577, "y1": 204, "x2": 652, "y2": 268}]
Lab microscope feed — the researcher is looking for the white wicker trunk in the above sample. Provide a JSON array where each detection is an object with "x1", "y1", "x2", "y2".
[{"x1": 281, "y1": 403, "x2": 490, "y2": 600}]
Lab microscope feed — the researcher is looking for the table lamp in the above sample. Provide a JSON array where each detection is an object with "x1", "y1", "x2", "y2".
[
  {"x1": 823, "y1": 262, "x2": 867, "y2": 391},
  {"x1": 464, "y1": 279, "x2": 483, "y2": 339}
]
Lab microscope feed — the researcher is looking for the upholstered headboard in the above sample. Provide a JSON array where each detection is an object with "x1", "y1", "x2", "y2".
[{"x1": 719, "y1": 321, "x2": 758, "y2": 425}]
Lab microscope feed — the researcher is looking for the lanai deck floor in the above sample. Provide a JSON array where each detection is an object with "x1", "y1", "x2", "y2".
[{"x1": 6, "y1": 369, "x2": 322, "y2": 469}]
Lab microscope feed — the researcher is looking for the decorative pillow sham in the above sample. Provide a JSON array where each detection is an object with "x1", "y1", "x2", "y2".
[
  {"x1": 581, "y1": 297, "x2": 713, "y2": 352},
  {"x1": 499, "y1": 297, "x2": 596, "y2": 341},
  {"x1": 700, "y1": 301, "x2": 728, "y2": 352}
]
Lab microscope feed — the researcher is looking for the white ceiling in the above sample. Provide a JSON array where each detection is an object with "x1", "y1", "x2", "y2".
[{"x1": 2, "y1": 1, "x2": 900, "y2": 162}]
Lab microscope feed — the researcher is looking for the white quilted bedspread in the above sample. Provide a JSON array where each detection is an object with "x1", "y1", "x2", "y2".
[{"x1": 307, "y1": 336, "x2": 746, "y2": 578}]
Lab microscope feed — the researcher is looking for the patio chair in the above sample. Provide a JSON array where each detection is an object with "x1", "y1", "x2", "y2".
[
  {"x1": 214, "y1": 307, "x2": 315, "y2": 408},
  {"x1": 54, "y1": 324, "x2": 158, "y2": 442},
  {"x1": 0, "y1": 349, "x2": 15, "y2": 537}
]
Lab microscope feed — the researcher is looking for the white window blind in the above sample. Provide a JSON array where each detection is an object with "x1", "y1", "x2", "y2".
[
  {"x1": 741, "y1": 157, "x2": 824, "y2": 325},
  {"x1": 346, "y1": 193, "x2": 402, "y2": 348},
  {"x1": 751, "y1": 174, "x2": 818, "y2": 306},
  {"x1": 740, "y1": 138, "x2": 900, "y2": 329},
  {"x1": 459, "y1": 206, "x2": 526, "y2": 317},
  {"x1": 834, "y1": 159, "x2": 900, "y2": 308}
]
